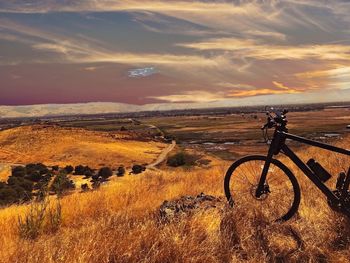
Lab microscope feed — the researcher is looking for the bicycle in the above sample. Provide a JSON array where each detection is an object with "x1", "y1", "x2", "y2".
[{"x1": 224, "y1": 109, "x2": 350, "y2": 222}]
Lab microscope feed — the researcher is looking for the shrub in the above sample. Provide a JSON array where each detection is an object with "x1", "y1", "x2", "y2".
[
  {"x1": 0, "y1": 187, "x2": 17, "y2": 206},
  {"x1": 18, "y1": 198, "x2": 62, "y2": 240},
  {"x1": 117, "y1": 166, "x2": 125, "y2": 177},
  {"x1": 25, "y1": 171, "x2": 42, "y2": 182},
  {"x1": 167, "y1": 152, "x2": 198, "y2": 167},
  {"x1": 74, "y1": 165, "x2": 93, "y2": 176},
  {"x1": 18, "y1": 200, "x2": 47, "y2": 240},
  {"x1": 12, "y1": 166, "x2": 26, "y2": 177},
  {"x1": 91, "y1": 180, "x2": 100, "y2": 189},
  {"x1": 98, "y1": 167, "x2": 113, "y2": 180},
  {"x1": 84, "y1": 170, "x2": 94, "y2": 178},
  {"x1": 81, "y1": 183, "x2": 90, "y2": 192},
  {"x1": 50, "y1": 172, "x2": 75, "y2": 196},
  {"x1": 64, "y1": 165, "x2": 74, "y2": 174},
  {"x1": 51, "y1": 165, "x2": 59, "y2": 172},
  {"x1": 34, "y1": 163, "x2": 49, "y2": 175},
  {"x1": 74, "y1": 165, "x2": 85, "y2": 175},
  {"x1": 131, "y1": 165, "x2": 146, "y2": 174}
]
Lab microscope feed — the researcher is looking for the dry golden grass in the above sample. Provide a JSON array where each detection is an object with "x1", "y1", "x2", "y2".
[
  {"x1": 0, "y1": 125, "x2": 166, "y2": 168},
  {"x1": 0, "y1": 136, "x2": 349, "y2": 262},
  {"x1": 0, "y1": 164, "x2": 10, "y2": 181}
]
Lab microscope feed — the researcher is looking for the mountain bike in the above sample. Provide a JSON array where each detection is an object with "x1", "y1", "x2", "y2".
[{"x1": 224, "y1": 109, "x2": 350, "y2": 222}]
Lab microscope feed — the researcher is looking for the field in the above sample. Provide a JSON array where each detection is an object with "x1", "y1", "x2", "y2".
[
  {"x1": 143, "y1": 108, "x2": 350, "y2": 159},
  {"x1": 0, "y1": 134, "x2": 349, "y2": 262},
  {"x1": 0, "y1": 106, "x2": 349, "y2": 262},
  {"x1": 0, "y1": 125, "x2": 166, "y2": 168}
]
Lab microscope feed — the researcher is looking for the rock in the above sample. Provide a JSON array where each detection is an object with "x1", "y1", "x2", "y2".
[{"x1": 158, "y1": 192, "x2": 223, "y2": 222}]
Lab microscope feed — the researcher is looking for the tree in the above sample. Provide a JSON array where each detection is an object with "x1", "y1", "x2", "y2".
[
  {"x1": 35, "y1": 163, "x2": 49, "y2": 175},
  {"x1": 25, "y1": 171, "x2": 42, "y2": 182},
  {"x1": 116, "y1": 166, "x2": 125, "y2": 177},
  {"x1": 98, "y1": 167, "x2": 113, "y2": 180},
  {"x1": 167, "y1": 152, "x2": 186, "y2": 167},
  {"x1": 12, "y1": 166, "x2": 26, "y2": 177},
  {"x1": 50, "y1": 172, "x2": 75, "y2": 196},
  {"x1": 131, "y1": 165, "x2": 145, "y2": 174},
  {"x1": 74, "y1": 165, "x2": 85, "y2": 175},
  {"x1": 74, "y1": 165, "x2": 93, "y2": 176},
  {"x1": 84, "y1": 170, "x2": 94, "y2": 178},
  {"x1": 64, "y1": 165, "x2": 74, "y2": 174},
  {"x1": 51, "y1": 165, "x2": 59, "y2": 172}
]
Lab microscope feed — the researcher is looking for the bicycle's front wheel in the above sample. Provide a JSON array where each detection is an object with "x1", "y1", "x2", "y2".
[{"x1": 224, "y1": 155, "x2": 300, "y2": 222}]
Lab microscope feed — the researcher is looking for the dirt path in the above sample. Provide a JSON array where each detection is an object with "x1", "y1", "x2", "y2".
[{"x1": 146, "y1": 140, "x2": 176, "y2": 170}]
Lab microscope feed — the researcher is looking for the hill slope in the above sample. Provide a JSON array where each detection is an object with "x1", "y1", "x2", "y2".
[
  {"x1": 0, "y1": 136, "x2": 349, "y2": 262},
  {"x1": 0, "y1": 125, "x2": 166, "y2": 168}
]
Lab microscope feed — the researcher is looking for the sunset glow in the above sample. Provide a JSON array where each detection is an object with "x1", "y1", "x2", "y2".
[{"x1": 1, "y1": 0, "x2": 350, "y2": 106}]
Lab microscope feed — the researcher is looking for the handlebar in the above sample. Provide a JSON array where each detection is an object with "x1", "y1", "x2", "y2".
[{"x1": 261, "y1": 108, "x2": 288, "y2": 131}]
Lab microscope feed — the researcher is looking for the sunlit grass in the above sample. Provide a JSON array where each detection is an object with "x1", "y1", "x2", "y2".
[{"x1": 0, "y1": 136, "x2": 349, "y2": 262}]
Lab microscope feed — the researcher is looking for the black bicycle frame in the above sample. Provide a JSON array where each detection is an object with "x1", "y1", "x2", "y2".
[{"x1": 257, "y1": 130, "x2": 350, "y2": 204}]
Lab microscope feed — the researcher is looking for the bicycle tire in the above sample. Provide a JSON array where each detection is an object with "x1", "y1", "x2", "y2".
[{"x1": 224, "y1": 155, "x2": 301, "y2": 222}]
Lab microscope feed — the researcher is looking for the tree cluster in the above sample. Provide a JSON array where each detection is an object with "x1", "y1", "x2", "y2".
[{"x1": 0, "y1": 163, "x2": 53, "y2": 206}]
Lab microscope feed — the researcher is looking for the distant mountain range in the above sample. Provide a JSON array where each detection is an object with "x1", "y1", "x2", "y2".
[
  {"x1": 1, "y1": 89, "x2": 349, "y2": 118},
  {"x1": 0, "y1": 102, "x2": 212, "y2": 118}
]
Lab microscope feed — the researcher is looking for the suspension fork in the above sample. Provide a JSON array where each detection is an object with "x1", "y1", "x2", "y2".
[{"x1": 255, "y1": 132, "x2": 283, "y2": 197}]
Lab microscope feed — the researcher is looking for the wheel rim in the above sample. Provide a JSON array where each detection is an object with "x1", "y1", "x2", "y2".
[{"x1": 227, "y1": 159, "x2": 296, "y2": 222}]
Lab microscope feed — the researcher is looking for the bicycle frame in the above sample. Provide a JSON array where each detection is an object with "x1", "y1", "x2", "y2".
[{"x1": 257, "y1": 130, "x2": 350, "y2": 204}]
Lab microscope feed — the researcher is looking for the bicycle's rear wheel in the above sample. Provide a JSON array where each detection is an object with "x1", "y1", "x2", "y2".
[{"x1": 224, "y1": 155, "x2": 300, "y2": 222}]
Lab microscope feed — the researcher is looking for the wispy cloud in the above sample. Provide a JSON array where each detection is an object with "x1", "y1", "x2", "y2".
[
  {"x1": 1, "y1": 0, "x2": 350, "y2": 104},
  {"x1": 148, "y1": 90, "x2": 227, "y2": 103},
  {"x1": 128, "y1": 67, "x2": 157, "y2": 77},
  {"x1": 177, "y1": 38, "x2": 350, "y2": 61}
]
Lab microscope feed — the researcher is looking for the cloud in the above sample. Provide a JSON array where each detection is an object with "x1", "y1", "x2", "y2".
[
  {"x1": 1, "y1": 0, "x2": 350, "y2": 104},
  {"x1": 272, "y1": 81, "x2": 290, "y2": 90},
  {"x1": 295, "y1": 66, "x2": 350, "y2": 90},
  {"x1": 128, "y1": 67, "x2": 157, "y2": 77},
  {"x1": 177, "y1": 37, "x2": 350, "y2": 61},
  {"x1": 229, "y1": 88, "x2": 300, "y2": 97},
  {"x1": 148, "y1": 90, "x2": 227, "y2": 103}
]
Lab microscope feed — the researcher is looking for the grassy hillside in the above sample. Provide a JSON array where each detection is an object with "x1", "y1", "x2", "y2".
[
  {"x1": 0, "y1": 135, "x2": 349, "y2": 262},
  {"x1": 0, "y1": 125, "x2": 166, "y2": 168}
]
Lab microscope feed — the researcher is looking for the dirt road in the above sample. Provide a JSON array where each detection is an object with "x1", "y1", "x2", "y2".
[{"x1": 146, "y1": 140, "x2": 176, "y2": 170}]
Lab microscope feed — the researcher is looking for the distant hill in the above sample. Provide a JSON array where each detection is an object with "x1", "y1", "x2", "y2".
[{"x1": 0, "y1": 125, "x2": 166, "y2": 167}]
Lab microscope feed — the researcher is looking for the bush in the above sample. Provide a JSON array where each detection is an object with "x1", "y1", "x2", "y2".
[
  {"x1": 117, "y1": 166, "x2": 125, "y2": 177},
  {"x1": 12, "y1": 166, "x2": 26, "y2": 177},
  {"x1": 131, "y1": 165, "x2": 146, "y2": 174},
  {"x1": 74, "y1": 165, "x2": 93, "y2": 176},
  {"x1": 64, "y1": 165, "x2": 74, "y2": 174},
  {"x1": 84, "y1": 170, "x2": 94, "y2": 178},
  {"x1": 74, "y1": 165, "x2": 85, "y2": 175},
  {"x1": 0, "y1": 187, "x2": 17, "y2": 206},
  {"x1": 98, "y1": 167, "x2": 113, "y2": 180},
  {"x1": 81, "y1": 183, "x2": 90, "y2": 192},
  {"x1": 18, "y1": 198, "x2": 62, "y2": 240},
  {"x1": 25, "y1": 171, "x2": 42, "y2": 182},
  {"x1": 0, "y1": 175, "x2": 34, "y2": 206},
  {"x1": 51, "y1": 165, "x2": 59, "y2": 172},
  {"x1": 50, "y1": 172, "x2": 75, "y2": 196},
  {"x1": 167, "y1": 152, "x2": 198, "y2": 167},
  {"x1": 32, "y1": 163, "x2": 49, "y2": 175},
  {"x1": 167, "y1": 152, "x2": 186, "y2": 167}
]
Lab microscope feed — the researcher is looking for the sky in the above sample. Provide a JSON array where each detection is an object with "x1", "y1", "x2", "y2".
[{"x1": 0, "y1": 0, "x2": 350, "y2": 107}]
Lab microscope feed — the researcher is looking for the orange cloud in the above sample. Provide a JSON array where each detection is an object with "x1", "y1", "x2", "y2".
[
  {"x1": 177, "y1": 38, "x2": 350, "y2": 61},
  {"x1": 229, "y1": 88, "x2": 301, "y2": 97}
]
